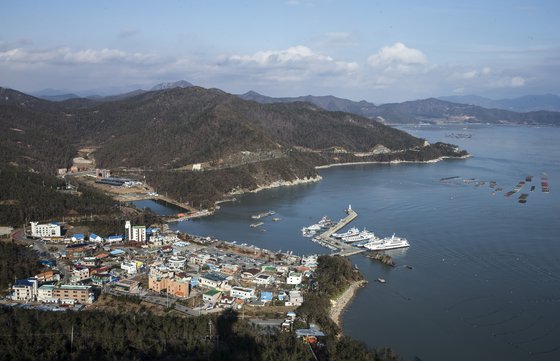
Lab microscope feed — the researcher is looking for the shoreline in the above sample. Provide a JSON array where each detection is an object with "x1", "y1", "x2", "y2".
[
  {"x1": 228, "y1": 175, "x2": 323, "y2": 196},
  {"x1": 329, "y1": 279, "x2": 368, "y2": 329},
  {"x1": 315, "y1": 154, "x2": 471, "y2": 170}
]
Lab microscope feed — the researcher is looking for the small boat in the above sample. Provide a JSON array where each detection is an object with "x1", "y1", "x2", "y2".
[
  {"x1": 518, "y1": 193, "x2": 528, "y2": 204},
  {"x1": 377, "y1": 278, "x2": 386, "y2": 283},
  {"x1": 250, "y1": 222, "x2": 264, "y2": 228},
  {"x1": 272, "y1": 217, "x2": 281, "y2": 222}
]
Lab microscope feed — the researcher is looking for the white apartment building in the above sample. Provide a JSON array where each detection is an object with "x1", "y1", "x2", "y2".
[{"x1": 30, "y1": 222, "x2": 61, "y2": 238}]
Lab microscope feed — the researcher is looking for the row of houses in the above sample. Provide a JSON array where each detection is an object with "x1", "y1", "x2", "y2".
[{"x1": 12, "y1": 278, "x2": 94, "y2": 305}]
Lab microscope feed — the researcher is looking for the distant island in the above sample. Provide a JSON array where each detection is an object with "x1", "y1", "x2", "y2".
[{"x1": 240, "y1": 90, "x2": 560, "y2": 126}]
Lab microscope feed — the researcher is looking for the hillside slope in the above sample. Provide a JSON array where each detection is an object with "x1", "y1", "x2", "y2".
[{"x1": 0, "y1": 86, "x2": 466, "y2": 208}]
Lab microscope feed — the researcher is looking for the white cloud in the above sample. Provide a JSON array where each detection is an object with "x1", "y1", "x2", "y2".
[
  {"x1": 0, "y1": 47, "x2": 158, "y2": 67},
  {"x1": 368, "y1": 42, "x2": 427, "y2": 68},
  {"x1": 510, "y1": 76, "x2": 525, "y2": 87},
  {"x1": 225, "y1": 45, "x2": 358, "y2": 81}
]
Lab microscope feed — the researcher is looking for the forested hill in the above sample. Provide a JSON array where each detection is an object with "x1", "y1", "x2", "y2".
[
  {"x1": 239, "y1": 90, "x2": 560, "y2": 126},
  {"x1": 0, "y1": 86, "x2": 466, "y2": 209},
  {"x1": 373, "y1": 98, "x2": 560, "y2": 125}
]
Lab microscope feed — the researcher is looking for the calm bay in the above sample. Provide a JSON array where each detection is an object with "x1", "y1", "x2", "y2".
[{"x1": 148, "y1": 125, "x2": 560, "y2": 361}]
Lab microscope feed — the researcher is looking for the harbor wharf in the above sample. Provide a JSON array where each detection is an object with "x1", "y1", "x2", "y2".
[
  {"x1": 318, "y1": 206, "x2": 367, "y2": 257},
  {"x1": 320, "y1": 207, "x2": 358, "y2": 240}
]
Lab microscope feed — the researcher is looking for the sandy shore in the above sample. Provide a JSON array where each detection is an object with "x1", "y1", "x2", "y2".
[{"x1": 329, "y1": 280, "x2": 368, "y2": 328}]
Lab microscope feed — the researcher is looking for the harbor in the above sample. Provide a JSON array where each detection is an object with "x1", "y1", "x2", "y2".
[{"x1": 302, "y1": 205, "x2": 409, "y2": 257}]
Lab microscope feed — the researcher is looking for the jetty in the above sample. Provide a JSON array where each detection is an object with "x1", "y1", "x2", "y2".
[
  {"x1": 319, "y1": 205, "x2": 358, "y2": 239},
  {"x1": 317, "y1": 205, "x2": 367, "y2": 257}
]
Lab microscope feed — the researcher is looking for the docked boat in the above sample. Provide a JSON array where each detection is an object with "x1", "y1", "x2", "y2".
[
  {"x1": 342, "y1": 229, "x2": 378, "y2": 243},
  {"x1": 364, "y1": 234, "x2": 410, "y2": 251},
  {"x1": 333, "y1": 227, "x2": 359, "y2": 239}
]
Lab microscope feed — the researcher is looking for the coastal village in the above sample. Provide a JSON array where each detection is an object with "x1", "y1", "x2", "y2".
[{"x1": 5, "y1": 217, "x2": 317, "y2": 318}]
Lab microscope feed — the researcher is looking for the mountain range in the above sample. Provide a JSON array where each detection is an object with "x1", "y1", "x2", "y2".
[
  {"x1": 0, "y1": 85, "x2": 465, "y2": 207},
  {"x1": 240, "y1": 91, "x2": 560, "y2": 126},
  {"x1": 438, "y1": 94, "x2": 560, "y2": 112}
]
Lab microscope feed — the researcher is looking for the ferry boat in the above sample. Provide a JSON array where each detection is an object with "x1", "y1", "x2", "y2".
[
  {"x1": 333, "y1": 227, "x2": 359, "y2": 239},
  {"x1": 363, "y1": 234, "x2": 410, "y2": 251},
  {"x1": 342, "y1": 229, "x2": 378, "y2": 243}
]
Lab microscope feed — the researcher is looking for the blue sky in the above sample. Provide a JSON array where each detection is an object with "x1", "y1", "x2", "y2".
[{"x1": 1, "y1": 0, "x2": 559, "y2": 102}]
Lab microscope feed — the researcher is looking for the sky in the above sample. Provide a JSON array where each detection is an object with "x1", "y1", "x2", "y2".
[{"x1": 1, "y1": 0, "x2": 559, "y2": 103}]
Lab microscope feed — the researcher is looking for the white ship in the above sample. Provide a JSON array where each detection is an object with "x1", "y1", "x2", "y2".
[
  {"x1": 342, "y1": 229, "x2": 378, "y2": 243},
  {"x1": 333, "y1": 227, "x2": 360, "y2": 239},
  {"x1": 363, "y1": 233, "x2": 410, "y2": 251}
]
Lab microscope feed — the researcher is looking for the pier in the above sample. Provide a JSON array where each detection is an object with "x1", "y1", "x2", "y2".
[
  {"x1": 316, "y1": 205, "x2": 368, "y2": 257},
  {"x1": 319, "y1": 206, "x2": 358, "y2": 240}
]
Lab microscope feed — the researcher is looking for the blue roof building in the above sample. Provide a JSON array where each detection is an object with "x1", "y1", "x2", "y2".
[{"x1": 260, "y1": 291, "x2": 273, "y2": 302}]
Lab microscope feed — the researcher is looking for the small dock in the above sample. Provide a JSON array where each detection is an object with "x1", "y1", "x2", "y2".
[
  {"x1": 316, "y1": 206, "x2": 367, "y2": 257},
  {"x1": 319, "y1": 206, "x2": 357, "y2": 240}
]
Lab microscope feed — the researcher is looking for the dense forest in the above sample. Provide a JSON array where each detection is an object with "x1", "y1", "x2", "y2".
[
  {"x1": 0, "y1": 242, "x2": 42, "y2": 289},
  {"x1": 0, "y1": 164, "x2": 117, "y2": 226},
  {"x1": 0, "y1": 306, "x2": 399, "y2": 361}
]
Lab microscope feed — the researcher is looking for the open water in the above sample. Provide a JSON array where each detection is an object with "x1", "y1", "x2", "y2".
[{"x1": 150, "y1": 125, "x2": 560, "y2": 361}]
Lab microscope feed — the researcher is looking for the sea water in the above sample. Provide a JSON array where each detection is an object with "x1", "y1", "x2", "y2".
[{"x1": 167, "y1": 125, "x2": 560, "y2": 361}]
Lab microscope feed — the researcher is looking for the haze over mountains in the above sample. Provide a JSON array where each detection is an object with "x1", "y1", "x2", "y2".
[
  {"x1": 24, "y1": 80, "x2": 560, "y2": 126},
  {"x1": 438, "y1": 94, "x2": 560, "y2": 113}
]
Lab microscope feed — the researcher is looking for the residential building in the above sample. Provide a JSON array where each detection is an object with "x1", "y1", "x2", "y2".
[
  {"x1": 286, "y1": 271, "x2": 303, "y2": 285},
  {"x1": 148, "y1": 274, "x2": 190, "y2": 298},
  {"x1": 199, "y1": 273, "x2": 228, "y2": 290},
  {"x1": 253, "y1": 273, "x2": 275, "y2": 285},
  {"x1": 105, "y1": 235, "x2": 123, "y2": 244},
  {"x1": 230, "y1": 286, "x2": 255, "y2": 300},
  {"x1": 125, "y1": 221, "x2": 146, "y2": 242},
  {"x1": 121, "y1": 261, "x2": 138, "y2": 275},
  {"x1": 89, "y1": 233, "x2": 104, "y2": 243},
  {"x1": 37, "y1": 285, "x2": 57, "y2": 303},
  {"x1": 148, "y1": 266, "x2": 190, "y2": 298},
  {"x1": 65, "y1": 244, "x2": 95, "y2": 259},
  {"x1": 35, "y1": 270, "x2": 60, "y2": 283},
  {"x1": 260, "y1": 291, "x2": 273, "y2": 303},
  {"x1": 203, "y1": 289, "x2": 222, "y2": 305},
  {"x1": 113, "y1": 279, "x2": 140, "y2": 294},
  {"x1": 219, "y1": 295, "x2": 236, "y2": 308},
  {"x1": 241, "y1": 268, "x2": 261, "y2": 279},
  {"x1": 167, "y1": 256, "x2": 187, "y2": 270},
  {"x1": 30, "y1": 222, "x2": 61, "y2": 238},
  {"x1": 53, "y1": 285, "x2": 94, "y2": 304},
  {"x1": 71, "y1": 233, "x2": 85, "y2": 242},
  {"x1": 70, "y1": 267, "x2": 90, "y2": 283},
  {"x1": 12, "y1": 278, "x2": 38, "y2": 301},
  {"x1": 220, "y1": 263, "x2": 240, "y2": 275},
  {"x1": 285, "y1": 290, "x2": 304, "y2": 307}
]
